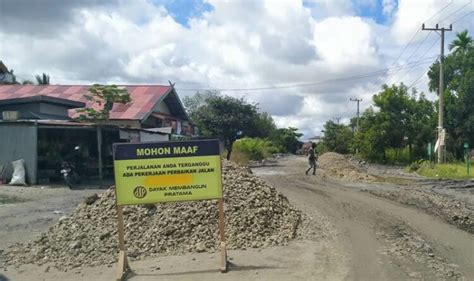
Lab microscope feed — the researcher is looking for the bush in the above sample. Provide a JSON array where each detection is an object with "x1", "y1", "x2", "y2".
[
  {"x1": 407, "y1": 159, "x2": 431, "y2": 172},
  {"x1": 385, "y1": 147, "x2": 411, "y2": 165},
  {"x1": 316, "y1": 142, "x2": 329, "y2": 155},
  {"x1": 231, "y1": 138, "x2": 281, "y2": 162}
]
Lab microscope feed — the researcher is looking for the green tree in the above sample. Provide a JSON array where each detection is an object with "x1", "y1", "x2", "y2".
[
  {"x1": 253, "y1": 112, "x2": 278, "y2": 139},
  {"x1": 449, "y1": 30, "x2": 472, "y2": 54},
  {"x1": 192, "y1": 95, "x2": 259, "y2": 160},
  {"x1": 271, "y1": 127, "x2": 302, "y2": 153},
  {"x1": 354, "y1": 84, "x2": 435, "y2": 163},
  {"x1": 321, "y1": 120, "x2": 353, "y2": 154},
  {"x1": 35, "y1": 73, "x2": 50, "y2": 85},
  {"x1": 183, "y1": 90, "x2": 220, "y2": 120},
  {"x1": 352, "y1": 107, "x2": 388, "y2": 161},
  {"x1": 76, "y1": 84, "x2": 131, "y2": 122},
  {"x1": 405, "y1": 91, "x2": 436, "y2": 159},
  {"x1": 22, "y1": 80, "x2": 34, "y2": 85}
]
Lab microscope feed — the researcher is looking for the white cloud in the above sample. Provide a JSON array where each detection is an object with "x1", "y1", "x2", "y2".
[
  {"x1": 391, "y1": 0, "x2": 474, "y2": 45},
  {"x1": 3, "y1": 0, "x2": 469, "y2": 139},
  {"x1": 313, "y1": 16, "x2": 380, "y2": 70}
]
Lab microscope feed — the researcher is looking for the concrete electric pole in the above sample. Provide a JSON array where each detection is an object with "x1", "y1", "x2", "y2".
[
  {"x1": 350, "y1": 98, "x2": 362, "y2": 155},
  {"x1": 422, "y1": 23, "x2": 452, "y2": 163},
  {"x1": 350, "y1": 98, "x2": 362, "y2": 132}
]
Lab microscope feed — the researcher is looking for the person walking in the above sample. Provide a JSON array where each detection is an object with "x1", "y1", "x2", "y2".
[{"x1": 306, "y1": 142, "x2": 318, "y2": 175}]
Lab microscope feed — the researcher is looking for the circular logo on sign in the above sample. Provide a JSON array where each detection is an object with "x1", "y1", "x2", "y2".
[{"x1": 133, "y1": 186, "x2": 147, "y2": 199}]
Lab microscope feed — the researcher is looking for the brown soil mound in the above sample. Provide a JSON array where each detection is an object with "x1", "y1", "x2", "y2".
[{"x1": 318, "y1": 152, "x2": 375, "y2": 181}]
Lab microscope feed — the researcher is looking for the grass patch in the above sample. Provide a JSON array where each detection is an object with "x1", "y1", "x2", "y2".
[
  {"x1": 417, "y1": 163, "x2": 473, "y2": 180},
  {"x1": 0, "y1": 194, "x2": 27, "y2": 204}
]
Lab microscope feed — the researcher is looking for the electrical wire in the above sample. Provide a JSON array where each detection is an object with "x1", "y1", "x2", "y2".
[
  {"x1": 438, "y1": 0, "x2": 473, "y2": 23},
  {"x1": 356, "y1": 1, "x2": 455, "y2": 101},
  {"x1": 393, "y1": 36, "x2": 440, "y2": 85},
  {"x1": 424, "y1": 0, "x2": 455, "y2": 23},
  {"x1": 402, "y1": 31, "x2": 433, "y2": 65},
  {"x1": 388, "y1": 0, "x2": 453, "y2": 69},
  {"x1": 407, "y1": 67, "x2": 431, "y2": 89},
  {"x1": 175, "y1": 57, "x2": 436, "y2": 92},
  {"x1": 451, "y1": 10, "x2": 474, "y2": 24}
]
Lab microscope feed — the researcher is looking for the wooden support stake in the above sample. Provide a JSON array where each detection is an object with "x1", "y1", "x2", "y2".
[
  {"x1": 116, "y1": 205, "x2": 130, "y2": 281},
  {"x1": 97, "y1": 126, "x2": 103, "y2": 187},
  {"x1": 218, "y1": 198, "x2": 228, "y2": 273}
]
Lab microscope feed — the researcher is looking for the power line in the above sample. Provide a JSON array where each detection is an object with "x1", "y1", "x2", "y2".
[
  {"x1": 389, "y1": 30, "x2": 421, "y2": 68},
  {"x1": 176, "y1": 0, "x2": 457, "y2": 93},
  {"x1": 402, "y1": 31, "x2": 433, "y2": 64},
  {"x1": 388, "y1": 0, "x2": 454, "y2": 69},
  {"x1": 356, "y1": 1, "x2": 455, "y2": 105},
  {"x1": 11, "y1": 58, "x2": 436, "y2": 92},
  {"x1": 407, "y1": 68, "x2": 430, "y2": 89},
  {"x1": 438, "y1": 0, "x2": 472, "y2": 23},
  {"x1": 424, "y1": 0, "x2": 455, "y2": 23},
  {"x1": 394, "y1": 36, "x2": 440, "y2": 85},
  {"x1": 451, "y1": 10, "x2": 474, "y2": 24},
  {"x1": 176, "y1": 57, "x2": 436, "y2": 92},
  {"x1": 400, "y1": 4, "x2": 472, "y2": 91}
]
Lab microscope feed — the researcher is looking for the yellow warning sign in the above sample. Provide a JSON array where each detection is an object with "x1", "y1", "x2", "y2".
[{"x1": 113, "y1": 140, "x2": 222, "y2": 205}]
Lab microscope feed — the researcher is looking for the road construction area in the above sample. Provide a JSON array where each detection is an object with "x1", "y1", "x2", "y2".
[{"x1": 1, "y1": 154, "x2": 473, "y2": 280}]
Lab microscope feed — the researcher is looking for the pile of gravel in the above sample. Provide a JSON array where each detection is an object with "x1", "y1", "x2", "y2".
[
  {"x1": 318, "y1": 152, "x2": 374, "y2": 181},
  {"x1": 4, "y1": 160, "x2": 303, "y2": 269}
]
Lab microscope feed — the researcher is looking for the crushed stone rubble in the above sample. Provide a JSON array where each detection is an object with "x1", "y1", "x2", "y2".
[
  {"x1": 318, "y1": 152, "x2": 375, "y2": 182},
  {"x1": 318, "y1": 152, "x2": 473, "y2": 234},
  {"x1": 4, "y1": 160, "x2": 306, "y2": 269},
  {"x1": 379, "y1": 224, "x2": 462, "y2": 280},
  {"x1": 364, "y1": 187, "x2": 474, "y2": 234}
]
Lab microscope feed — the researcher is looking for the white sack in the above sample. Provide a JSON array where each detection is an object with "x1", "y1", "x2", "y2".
[{"x1": 9, "y1": 159, "x2": 26, "y2": 186}]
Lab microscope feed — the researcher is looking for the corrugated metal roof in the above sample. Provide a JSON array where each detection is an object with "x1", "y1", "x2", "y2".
[{"x1": 0, "y1": 85, "x2": 172, "y2": 121}]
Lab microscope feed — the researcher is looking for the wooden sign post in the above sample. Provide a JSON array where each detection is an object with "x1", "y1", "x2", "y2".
[
  {"x1": 113, "y1": 140, "x2": 227, "y2": 280},
  {"x1": 115, "y1": 205, "x2": 130, "y2": 281},
  {"x1": 218, "y1": 198, "x2": 227, "y2": 273}
]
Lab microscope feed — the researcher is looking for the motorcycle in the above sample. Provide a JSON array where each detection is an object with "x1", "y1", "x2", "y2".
[{"x1": 60, "y1": 146, "x2": 82, "y2": 189}]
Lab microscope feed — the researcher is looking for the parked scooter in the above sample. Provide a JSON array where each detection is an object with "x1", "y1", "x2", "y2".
[{"x1": 60, "y1": 146, "x2": 82, "y2": 189}]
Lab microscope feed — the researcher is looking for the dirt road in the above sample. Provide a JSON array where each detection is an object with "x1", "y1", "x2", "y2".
[
  {"x1": 0, "y1": 185, "x2": 102, "y2": 254},
  {"x1": 254, "y1": 156, "x2": 474, "y2": 280},
  {"x1": 1, "y1": 156, "x2": 473, "y2": 280}
]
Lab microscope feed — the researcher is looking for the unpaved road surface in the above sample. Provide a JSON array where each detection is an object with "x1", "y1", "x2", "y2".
[
  {"x1": 0, "y1": 185, "x2": 102, "y2": 254},
  {"x1": 1, "y1": 156, "x2": 474, "y2": 280},
  {"x1": 254, "y1": 156, "x2": 474, "y2": 280}
]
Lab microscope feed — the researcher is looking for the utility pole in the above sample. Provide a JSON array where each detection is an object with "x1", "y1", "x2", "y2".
[
  {"x1": 333, "y1": 117, "x2": 341, "y2": 124},
  {"x1": 350, "y1": 98, "x2": 362, "y2": 132},
  {"x1": 422, "y1": 23, "x2": 452, "y2": 163},
  {"x1": 350, "y1": 98, "x2": 362, "y2": 155}
]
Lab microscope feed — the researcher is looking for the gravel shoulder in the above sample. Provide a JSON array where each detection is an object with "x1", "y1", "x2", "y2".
[{"x1": 0, "y1": 185, "x2": 102, "y2": 254}]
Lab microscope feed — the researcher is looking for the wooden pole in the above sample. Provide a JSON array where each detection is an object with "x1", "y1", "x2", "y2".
[
  {"x1": 97, "y1": 126, "x2": 103, "y2": 186},
  {"x1": 116, "y1": 205, "x2": 130, "y2": 281},
  {"x1": 218, "y1": 198, "x2": 228, "y2": 273}
]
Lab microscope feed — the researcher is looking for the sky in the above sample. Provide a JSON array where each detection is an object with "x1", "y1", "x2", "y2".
[{"x1": 0, "y1": 0, "x2": 473, "y2": 139}]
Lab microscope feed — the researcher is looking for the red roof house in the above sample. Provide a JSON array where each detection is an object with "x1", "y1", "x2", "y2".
[{"x1": 0, "y1": 85, "x2": 193, "y2": 135}]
